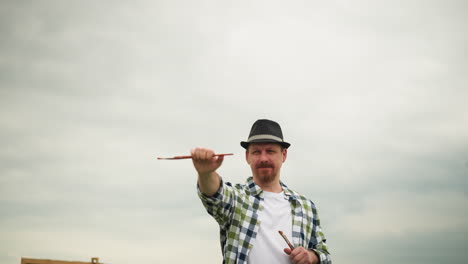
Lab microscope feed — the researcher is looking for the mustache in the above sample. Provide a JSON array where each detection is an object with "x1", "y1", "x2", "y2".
[{"x1": 256, "y1": 162, "x2": 274, "y2": 168}]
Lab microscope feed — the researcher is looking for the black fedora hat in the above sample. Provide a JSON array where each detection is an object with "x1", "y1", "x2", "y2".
[{"x1": 240, "y1": 119, "x2": 291, "y2": 149}]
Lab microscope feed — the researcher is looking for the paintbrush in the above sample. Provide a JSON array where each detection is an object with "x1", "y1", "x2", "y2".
[
  {"x1": 278, "y1": 230, "x2": 294, "y2": 250},
  {"x1": 157, "y1": 153, "x2": 234, "y2": 160}
]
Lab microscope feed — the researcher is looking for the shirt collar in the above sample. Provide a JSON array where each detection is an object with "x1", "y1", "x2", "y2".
[
  {"x1": 245, "y1": 176, "x2": 263, "y2": 196},
  {"x1": 281, "y1": 181, "x2": 298, "y2": 200}
]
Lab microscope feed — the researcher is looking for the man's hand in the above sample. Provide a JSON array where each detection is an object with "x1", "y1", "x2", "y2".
[
  {"x1": 284, "y1": 247, "x2": 319, "y2": 264},
  {"x1": 191, "y1": 148, "x2": 224, "y2": 176},
  {"x1": 192, "y1": 148, "x2": 224, "y2": 196}
]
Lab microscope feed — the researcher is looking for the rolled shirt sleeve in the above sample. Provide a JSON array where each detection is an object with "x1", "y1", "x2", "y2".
[
  {"x1": 197, "y1": 177, "x2": 235, "y2": 227},
  {"x1": 308, "y1": 210, "x2": 331, "y2": 263}
]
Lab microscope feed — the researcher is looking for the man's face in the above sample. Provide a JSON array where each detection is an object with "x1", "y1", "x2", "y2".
[{"x1": 245, "y1": 143, "x2": 287, "y2": 184}]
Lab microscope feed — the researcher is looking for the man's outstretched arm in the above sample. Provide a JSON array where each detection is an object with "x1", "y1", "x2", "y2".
[{"x1": 191, "y1": 147, "x2": 224, "y2": 196}]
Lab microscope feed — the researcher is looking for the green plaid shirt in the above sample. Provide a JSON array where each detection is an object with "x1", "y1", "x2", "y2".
[{"x1": 198, "y1": 177, "x2": 331, "y2": 264}]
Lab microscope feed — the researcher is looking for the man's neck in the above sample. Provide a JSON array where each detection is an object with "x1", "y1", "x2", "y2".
[{"x1": 253, "y1": 177, "x2": 282, "y2": 193}]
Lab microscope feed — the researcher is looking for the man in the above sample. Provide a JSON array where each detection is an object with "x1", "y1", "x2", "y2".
[{"x1": 192, "y1": 119, "x2": 331, "y2": 264}]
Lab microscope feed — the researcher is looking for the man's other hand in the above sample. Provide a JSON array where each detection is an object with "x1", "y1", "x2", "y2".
[{"x1": 284, "y1": 246, "x2": 319, "y2": 264}]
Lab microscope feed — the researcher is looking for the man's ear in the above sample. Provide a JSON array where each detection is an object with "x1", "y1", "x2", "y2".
[
  {"x1": 282, "y1": 148, "x2": 287, "y2": 163},
  {"x1": 245, "y1": 150, "x2": 250, "y2": 164}
]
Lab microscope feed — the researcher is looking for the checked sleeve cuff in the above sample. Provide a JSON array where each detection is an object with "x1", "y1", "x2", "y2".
[{"x1": 311, "y1": 248, "x2": 332, "y2": 264}]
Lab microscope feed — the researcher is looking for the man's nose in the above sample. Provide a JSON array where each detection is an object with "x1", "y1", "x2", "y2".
[{"x1": 259, "y1": 151, "x2": 269, "y2": 161}]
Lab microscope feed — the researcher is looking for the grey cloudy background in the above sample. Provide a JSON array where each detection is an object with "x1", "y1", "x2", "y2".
[{"x1": 1, "y1": 0, "x2": 467, "y2": 263}]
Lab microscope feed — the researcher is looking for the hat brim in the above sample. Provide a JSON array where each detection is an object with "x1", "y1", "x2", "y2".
[{"x1": 240, "y1": 139, "x2": 291, "y2": 149}]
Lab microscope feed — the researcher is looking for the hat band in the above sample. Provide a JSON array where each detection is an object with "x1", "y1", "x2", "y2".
[{"x1": 247, "y1": 134, "x2": 283, "y2": 142}]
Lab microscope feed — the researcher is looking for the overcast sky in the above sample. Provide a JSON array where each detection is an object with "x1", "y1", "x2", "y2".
[{"x1": 1, "y1": 0, "x2": 467, "y2": 263}]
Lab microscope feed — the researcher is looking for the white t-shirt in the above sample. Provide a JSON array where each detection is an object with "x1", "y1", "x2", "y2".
[{"x1": 247, "y1": 191, "x2": 293, "y2": 263}]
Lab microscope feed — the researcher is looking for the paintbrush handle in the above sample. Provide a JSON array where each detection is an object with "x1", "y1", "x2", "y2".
[
  {"x1": 157, "y1": 153, "x2": 233, "y2": 160},
  {"x1": 278, "y1": 230, "x2": 295, "y2": 250}
]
